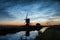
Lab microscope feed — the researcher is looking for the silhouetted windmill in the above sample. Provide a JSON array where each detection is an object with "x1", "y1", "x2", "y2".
[{"x1": 25, "y1": 12, "x2": 30, "y2": 26}]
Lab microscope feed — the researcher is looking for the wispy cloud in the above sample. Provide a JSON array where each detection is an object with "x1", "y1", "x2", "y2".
[{"x1": 0, "y1": 0, "x2": 60, "y2": 22}]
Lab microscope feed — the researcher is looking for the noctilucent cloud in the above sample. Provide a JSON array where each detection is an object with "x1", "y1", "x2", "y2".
[{"x1": 0, "y1": 0, "x2": 60, "y2": 22}]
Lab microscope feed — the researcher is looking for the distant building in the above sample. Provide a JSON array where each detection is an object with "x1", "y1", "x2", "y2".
[{"x1": 36, "y1": 23, "x2": 42, "y2": 31}]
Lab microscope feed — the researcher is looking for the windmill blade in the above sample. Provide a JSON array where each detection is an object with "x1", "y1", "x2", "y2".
[{"x1": 26, "y1": 12, "x2": 28, "y2": 19}]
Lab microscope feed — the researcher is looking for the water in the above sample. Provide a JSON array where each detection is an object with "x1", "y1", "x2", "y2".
[
  {"x1": 0, "y1": 27, "x2": 48, "y2": 40},
  {"x1": 0, "y1": 31, "x2": 38, "y2": 40}
]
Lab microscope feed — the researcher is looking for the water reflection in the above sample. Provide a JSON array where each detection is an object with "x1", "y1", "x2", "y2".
[{"x1": 0, "y1": 31, "x2": 38, "y2": 40}]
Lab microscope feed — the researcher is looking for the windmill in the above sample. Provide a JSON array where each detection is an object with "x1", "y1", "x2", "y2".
[{"x1": 25, "y1": 12, "x2": 30, "y2": 26}]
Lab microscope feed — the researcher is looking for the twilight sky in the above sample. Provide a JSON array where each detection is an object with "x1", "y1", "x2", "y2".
[{"x1": 0, "y1": 0, "x2": 60, "y2": 25}]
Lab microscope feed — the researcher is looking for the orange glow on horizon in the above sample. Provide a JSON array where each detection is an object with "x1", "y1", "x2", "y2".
[
  {"x1": 0, "y1": 21, "x2": 25, "y2": 25},
  {"x1": 0, "y1": 21, "x2": 45, "y2": 26},
  {"x1": 0, "y1": 21, "x2": 60, "y2": 26}
]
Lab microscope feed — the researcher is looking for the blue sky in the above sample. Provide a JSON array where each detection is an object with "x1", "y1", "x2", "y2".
[{"x1": 0, "y1": 0, "x2": 60, "y2": 23}]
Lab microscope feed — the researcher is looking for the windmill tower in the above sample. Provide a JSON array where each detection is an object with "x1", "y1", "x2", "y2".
[{"x1": 25, "y1": 12, "x2": 30, "y2": 26}]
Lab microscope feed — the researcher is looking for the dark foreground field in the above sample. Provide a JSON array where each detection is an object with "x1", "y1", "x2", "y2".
[{"x1": 35, "y1": 25, "x2": 60, "y2": 40}]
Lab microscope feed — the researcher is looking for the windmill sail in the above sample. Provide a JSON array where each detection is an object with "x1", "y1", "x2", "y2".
[{"x1": 26, "y1": 12, "x2": 28, "y2": 19}]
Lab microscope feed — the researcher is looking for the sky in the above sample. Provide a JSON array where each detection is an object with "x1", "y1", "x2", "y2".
[{"x1": 0, "y1": 0, "x2": 60, "y2": 25}]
